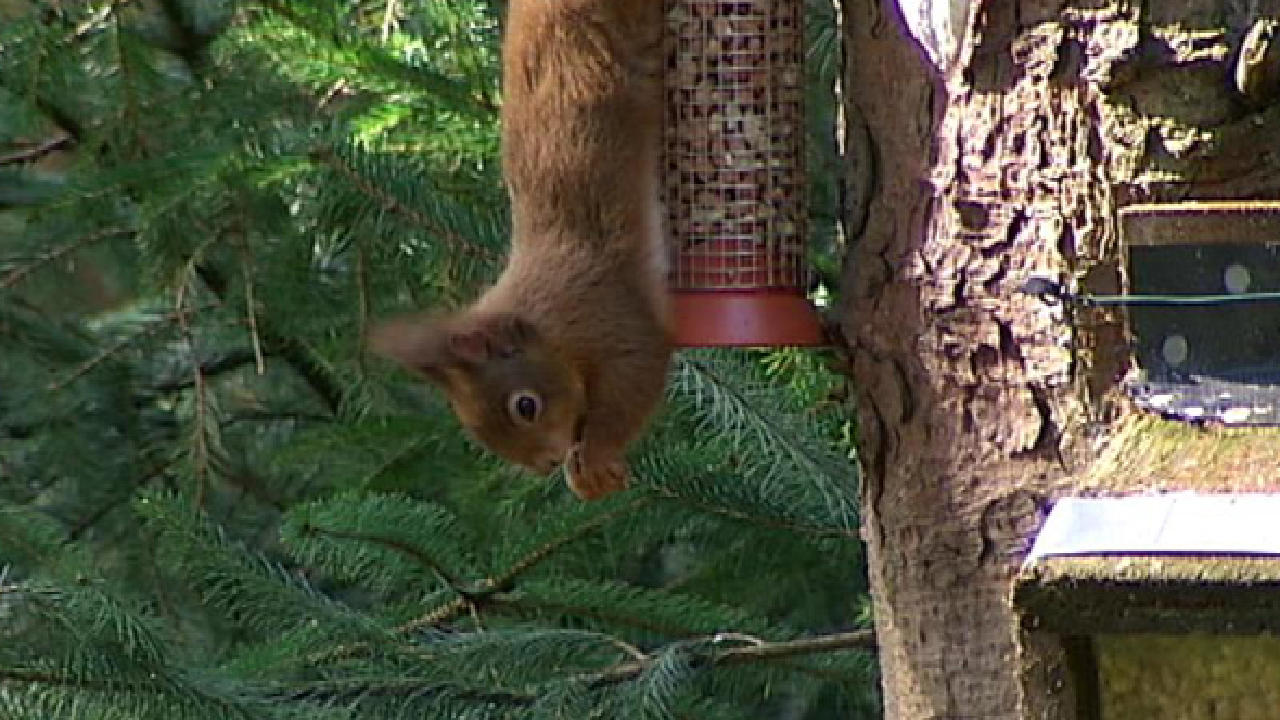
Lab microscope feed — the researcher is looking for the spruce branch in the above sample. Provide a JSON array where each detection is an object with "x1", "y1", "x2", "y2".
[
  {"x1": 280, "y1": 629, "x2": 875, "y2": 708},
  {"x1": 356, "y1": 437, "x2": 432, "y2": 489},
  {"x1": 483, "y1": 582, "x2": 871, "y2": 684},
  {"x1": 220, "y1": 410, "x2": 332, "y2": 426},
  {"x1": 482, "y1": 496, "x2": 655, "y2": 599},
  {"x1": 646, "y1": 484, "x2": 858, "y2": 539},
  {"x1": 0, "y1": 668, "x2": 257, "y2": 719},
  {"x1": 311, "y1": 145, "x2": 499, "y2": 263},
  {"x1": 300, "y1": 523, "x2": 464, "y2": 588},
  {"x1": 65, "y1": 456, "x2": 181, "y2": 543},
  {"x1": 490, "y1": 592, "x2": 704, "y2": 638},
  {"x1": 678, "y1": 354, "x2": 847, "y2": 482},
  {"x1": 404, "y1": 496, "x2": 657, "y2": 632},
  {"x1": 354, "y1": 238, "x2": 371, "y2": 372},
  {"x1": 194, "y1": 264, "x2": 344, "y2": 414},
  {"x1": 255, "y1": 0, "x2": 490, "y2": 115},
  {"x1": 308, "y1": 497, "x2": 654, "y2": 665},
  {"x1": 576, "y1": 629, "x2": 877, "y2": 688},
  {"x1": 1, "y1": 228, "x2": 135, "y2": 291},
  {"x1": 0, "y1": 668, "x2": 115, "y2": 690},
  {"x1": 47, "y1": 305, "x2": 220, "y2": 393},
  {"x1": 150, "y1": 348, "x2": 260, "y2": 395}
]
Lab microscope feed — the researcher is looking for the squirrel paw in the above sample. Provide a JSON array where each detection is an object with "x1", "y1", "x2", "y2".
[{"x1": 565, "y1": 446, "x2": 630, "y2": 500}]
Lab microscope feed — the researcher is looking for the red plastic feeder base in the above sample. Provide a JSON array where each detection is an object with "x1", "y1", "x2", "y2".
[{"x1": 670, "y1": 290, "x2": 826, "y2": 347}]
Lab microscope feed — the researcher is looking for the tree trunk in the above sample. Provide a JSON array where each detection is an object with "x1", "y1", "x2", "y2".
[{"x1": 841, "y1": 0, "x2": 1280, "y2": 716}]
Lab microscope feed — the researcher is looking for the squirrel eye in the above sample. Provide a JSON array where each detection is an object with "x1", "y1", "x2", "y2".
[{"x1": 508, "y1": 392, "x2": 541, "y2": 424}]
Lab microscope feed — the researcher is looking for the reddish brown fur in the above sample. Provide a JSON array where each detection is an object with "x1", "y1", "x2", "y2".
[{"x1": 370, "y1": 0, "x2": 671, "y2": 500}]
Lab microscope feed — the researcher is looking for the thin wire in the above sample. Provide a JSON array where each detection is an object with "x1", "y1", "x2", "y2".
[{"x1": 1078, "y1": 291, "x2": 1280, "y2": 307}]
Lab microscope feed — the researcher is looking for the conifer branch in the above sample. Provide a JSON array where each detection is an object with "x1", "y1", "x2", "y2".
[
  {"x1": 44, "y1": 305, "x2": 222, "y2": 392},
  {"x1": 647, "y1": 485, "x2": 859, "y2": 539},
  {"x1": 577, "y1": 629, "x2": 877, "y2": 688},
  {"x1": 286, "y1": 629, "x2": 875, "y2": 707},
  {"x1": 65, "y1": 456, "x2": 180, "y2": 543},
  {"x1": 308, "y1": 497, "x2": 654, "y2": 665},
  {"x1": 489, "y1": 593, "x2": 702, "y2": 637},
  {"x1": 354, "y1": 239, "x2": 371, "y2": 372},
  {"x1": 398, "y1": 496, "x2": 655, "y2": 632},
  {"x1": 150, "y1": 349, "x2": 260, "y2": 395},
  {"x1": 1, "y1": 228, "x2": 134, "y2": 291},
  {"x1": 255, "y1": 0, "x2": 490, "y2": 114},
  {"x1": 221, "y1": 411, "x2": 332, "y2": 426},
  {"x1": 301, "y1": 524, "x2": 463, "y2": 587},
  {"x1": 356, "y1": 437, "x2": 431, "y2": 489},
  {"x1": 195, "y1": 264, "x2": 344, "y2": 414},
  {"x1": 0, "y1": 668, "x2": 255, "y2": 718},
  {"x1": 311, "y1": 146, "x2": 500, "y2": 263},
  {"x1": 487, "y1": 591, "x2": 872, "y2": 684},
  {"x1": 0, "y1": 668, "x2": 114, "y2": 690},
  {"x1": 680, "y1": 355, "x2": 847, "y2": 483},
  {"x1": 491, "y1": 496, "x2": 654, "y2": 591}
]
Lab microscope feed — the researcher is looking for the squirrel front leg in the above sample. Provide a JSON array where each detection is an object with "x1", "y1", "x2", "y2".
[{"x1": 565, "y1": 350, "x2": 669, "y2": 500}]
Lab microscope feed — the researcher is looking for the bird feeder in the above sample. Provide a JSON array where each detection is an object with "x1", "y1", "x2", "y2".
[
  {"x1": 1121, "y1": 202, "x2": 1280, "y2": 425},
  {"x1": 663, "y1": 0, "x2": 824, "y2": 347}
]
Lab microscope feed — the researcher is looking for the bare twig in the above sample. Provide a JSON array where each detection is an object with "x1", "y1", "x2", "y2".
[
  {"x1": 380, "y1": 0, "x2": 399, "y2": 42},
  {"x1": 0, "y1": 134, "x2": 73, "y2": 166},
  {"x1": 354, "y1": 239, "x2": 370, "y2": 372},
  {"x1": 175, "y1": 273, "x2": 209, "y2": 506},
  {"x1": 577, "y1": 629, "x2": 877, "y2": 688},
  {"x1": 70, "y1": 0, "x2": 132, "y2": 42},
  {"x1": 318, "y1": 79, "x2": 349, "y2": 110},
  {"x1": 241, "y1": 251, "x2": 266, "y2": 375}
]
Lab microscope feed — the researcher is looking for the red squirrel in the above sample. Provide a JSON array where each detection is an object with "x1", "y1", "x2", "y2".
[{"x1": 370, "y1": 0, "x2": 671, "y2": 500}]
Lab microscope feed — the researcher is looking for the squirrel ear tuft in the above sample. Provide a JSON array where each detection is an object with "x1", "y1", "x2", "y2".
[
  {"x1": 369, "y1": 312, "x2": 537, "y2": 378},
  {"x1": 507, "y1": 315, "x2": 537, "y2": 344},
  {"x1": 368, "y1": 313, "x2": 460, "y2": 383},
  {"x1": 445, "y1": 327, "x2": 491, "y2": 365},
  {"x1": 482, "y1": 314, "x2": 537, "y2": 356}
]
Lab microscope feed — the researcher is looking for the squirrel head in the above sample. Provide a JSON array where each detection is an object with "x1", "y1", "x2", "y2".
[{"x1": 369, "y1": 311, "x2": 585, "y2": 475}]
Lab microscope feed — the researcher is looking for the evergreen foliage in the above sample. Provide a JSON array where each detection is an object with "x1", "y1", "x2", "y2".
[{"x1": 0, "y1": 1, "x2": 874, "y2": 717}]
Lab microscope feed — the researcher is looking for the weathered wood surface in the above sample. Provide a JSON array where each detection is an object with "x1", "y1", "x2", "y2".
[{"x1": 841, "y1": 0, "x2": 1280, "y2": 716}]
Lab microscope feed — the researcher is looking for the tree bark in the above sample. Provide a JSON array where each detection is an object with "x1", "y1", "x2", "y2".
[{"x1": 841, "y1": 0, "x2": 1280, "y2": 716}]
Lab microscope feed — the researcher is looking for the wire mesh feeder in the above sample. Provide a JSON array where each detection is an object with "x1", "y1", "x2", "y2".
[
  {"x1": 1121, "y1": 202, "x2": 1280, "y2": 427},
  {"x1": 663, "y1": 0, "x2": 824, "y2": 346}
]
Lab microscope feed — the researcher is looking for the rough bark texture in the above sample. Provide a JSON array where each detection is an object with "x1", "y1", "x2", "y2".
[{"x1": 841, "y1": 0, "x2": 1280, "y2": 717}]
